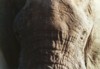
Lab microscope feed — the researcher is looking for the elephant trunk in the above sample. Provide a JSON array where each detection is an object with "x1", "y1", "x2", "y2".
[{"x1": 18, "y1": 30, "x2": 86, "y2": 69}]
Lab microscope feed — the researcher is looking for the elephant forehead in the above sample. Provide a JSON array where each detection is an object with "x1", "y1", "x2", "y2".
[
  {"x1": 19, "y1": 6, "x2": 88, "y2": 30},
  {"x1": 14, "y1": 0, "x2": 93, "y2": 45}
]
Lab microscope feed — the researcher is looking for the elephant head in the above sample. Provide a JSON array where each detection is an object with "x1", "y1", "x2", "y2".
[{"x1": 13, "y1": 0, "x2": 95, "y2": 69}]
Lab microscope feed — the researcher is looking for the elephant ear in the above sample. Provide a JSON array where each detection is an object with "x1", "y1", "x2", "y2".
[{"x1": 85, "y1": 26, "x2": 100, "y2": 69}]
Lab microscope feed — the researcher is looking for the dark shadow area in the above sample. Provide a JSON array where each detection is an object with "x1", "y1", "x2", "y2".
[{"x1": 0, "y1": 0, "x2": 26, "y2": 69}]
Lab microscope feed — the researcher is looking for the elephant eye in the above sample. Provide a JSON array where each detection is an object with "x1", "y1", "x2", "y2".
[{"x1": 82, "y1": 30, "x2": 87, "y2": 35}]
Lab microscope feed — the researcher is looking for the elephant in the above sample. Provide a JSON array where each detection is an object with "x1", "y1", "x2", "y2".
[
  {"x1": 1, "y1": 0, "x2": 100, "y2": 69},
  {"x1": 12, "y1": 0, "x2": 99, "y2": 69}
]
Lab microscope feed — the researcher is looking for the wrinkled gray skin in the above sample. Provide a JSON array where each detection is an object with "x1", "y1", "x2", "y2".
[{"x1": 13, "y1": 0, "x2": 94, "y2": 69}]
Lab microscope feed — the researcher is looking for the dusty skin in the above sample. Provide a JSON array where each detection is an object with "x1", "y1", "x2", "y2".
[{"x1": 13, "y1": 0, "x2": 99, "y2": 69}]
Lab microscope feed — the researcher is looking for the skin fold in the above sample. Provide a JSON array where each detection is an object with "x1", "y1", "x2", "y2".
[{"x1": 13, "y1": 0, "x2": 95, "y2": 69}]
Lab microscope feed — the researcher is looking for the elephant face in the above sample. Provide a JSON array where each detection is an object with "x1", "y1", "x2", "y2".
[{"x1": 14, "y1": 0, "x2": 94, "y2": 69}]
